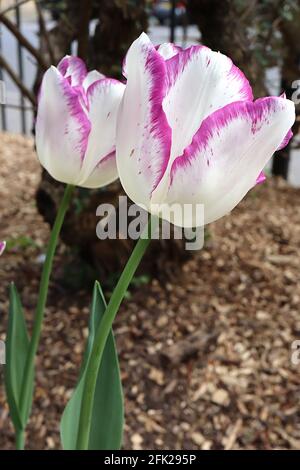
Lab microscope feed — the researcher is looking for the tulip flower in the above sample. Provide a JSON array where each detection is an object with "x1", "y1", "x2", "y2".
[
  {"x1": 116, "y1": 33, "x2": 295, "y2": 227},
  {"x1": 36, "y1": 56, "x2": 125, "y2": 188},
  {"x1": 0, "y1": 241, "x2": 6, "y2": 256}
]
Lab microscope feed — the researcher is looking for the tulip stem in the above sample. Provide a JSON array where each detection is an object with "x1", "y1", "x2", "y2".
[
  {"x1": 17, "y1": 183, "x2": 75, "y2": 450},
  {"x1": 16, "y1": 428, "x2": 25, "y2": 450},
  {"x1": 76, "y1": 216, "x2": 157, "y2": 450}
]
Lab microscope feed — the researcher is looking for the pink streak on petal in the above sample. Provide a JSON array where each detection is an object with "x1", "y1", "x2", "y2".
[
  {"x1": 228, "y1": 62, "x2": 253, "y2": 101},
  {"x1": 86, "y1": 77, "x2": 121, "y2": 98},
  {"x1": 0, "y1": 241, "x2": 6, "y2": 256},
  {"x1": 59, "y1": 74, "x2": 91, "y2": 161},
  {"x1": 256, "y1": 171, "x2": 266, "y2": 185},
  {"x1": 57, "y1": 56, "x2": 87, "y2": 87},
  {"x1": 277, "y1": 93, "x2": 293, "y2": 150},
  {"x1": 165, "y1": 44, "x2": 205, "y2": 89},
  {"x1": 170, "y1": 96, "x2": 292, "y2": 185},
  {"x1": 277, "y1": 128, "x2": 293, "y2": 150},
  {"x1": 82, "y1": 150, "x2": 117, "y2": 188},
  {"x1": 95, "y1": 149, "x2": 115, "y2": 168},
  {"x1": 142, "y1": 44, "x2": 172, "y2": 192},
  {"x1": 164, "y1": 44, "x2": 253, "y2": 102},
  {"x1": 155, "y1": 43, "x2": 182, "y2": 60}
]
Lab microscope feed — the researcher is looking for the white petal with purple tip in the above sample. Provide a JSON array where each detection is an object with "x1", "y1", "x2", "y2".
[
  {"x1": 116, "y1": 33, "x2": 172, "y2": 207},
  {"x1": 82, "y1": 151, "x2": 118, "y2": 189},
  {"x1": 78, "y1": 78, "x2": 125, "y2": 187},
  {"x1": 36, "y1": 66, "x2": 90, "y2": 185},
  {"x1": 163, "y1": 45, "x2": 253, "y2": 164},
  {"x1": 156, "y1": 43, "x2": 180, "y2": 60},
  {"x1": 82, "y1": 70, "x2": 105, "y2": 91},
  {"x1": 57, "y1": 56, "x2": 87, "y2": 87},
  {"x1": 159, "y1": 97, "x2": 295, "y2": 226}
]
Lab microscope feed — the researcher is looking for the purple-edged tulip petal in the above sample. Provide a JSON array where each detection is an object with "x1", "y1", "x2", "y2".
[
  {"x1": 256, "y1": 171, "x2": 266, "y2": 185},
  {"x1": 82, "y1": 70, "x2": 105, "y2": 91},
  {"x1": 78, "y1": 78, "x2": 125, "y2": 188},
  {"x1": 116, "y1": 33, "x2": 172, "y2": 206},
  {"x1": 36, "y1": 57, "x2": 124, "y2": 188},
  {"x1": 82, "y1": 151, "x2": 117, "y2": 188},
  {"x1": 0, "y1": 241, "x2": 6, "y2": 256},
  {"x1": 36, "y1": 66, "x2": 90, "y2": 185},
  {"x1": 57, "y1": 55, "x2": 87, "y2": 87},
  {"x1": 278, "y1": 128, "x2": 293, "y2": 150},
  {"x1": 158, "y1": 97, "x2": 295, "y2": 227},
  {"x1": 156, "y1": 43, "x2": 181, "y2": 60},
  {"x1": 163, "y1": 45, "x2": 253, "y2": 163}
]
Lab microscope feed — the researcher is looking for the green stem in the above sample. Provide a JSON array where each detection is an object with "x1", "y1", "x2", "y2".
[
  {"x1": 76, "y1": 217, "x2": 156, "y2": 449},
  {"x1": 16, "y1": 429, "x2": 24, "y2": 450},
  {"x1": 17, "y1": 184, "x2": 75, "y2": 449}
]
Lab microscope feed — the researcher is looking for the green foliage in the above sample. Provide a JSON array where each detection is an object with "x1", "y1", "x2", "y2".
[
  {"x1": 60, "y1": 281, "x2": 123, "y2": 450},
  {"x1": 5, "y1": 236, "x2": 37, "y2": 250},
  {"x1": 4, "y1": 284, "x2": 33, "y2": 432},
  {"x1": 130, "y1": 274, "x2": 151, "y2": 288}
]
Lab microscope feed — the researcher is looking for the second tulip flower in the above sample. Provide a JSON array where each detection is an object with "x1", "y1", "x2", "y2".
[{"x1": 36, "y1": 56, "x2": 125, "y2": 188}]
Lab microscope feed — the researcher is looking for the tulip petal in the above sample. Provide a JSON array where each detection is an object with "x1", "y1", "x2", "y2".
[
  {"x1": 256, "y1": 171, "x2": 266, "y2": 185},
  {"x1": 82, "y1": 70, "x2": 105, "y2": 91},
  {"x1": 158, "y1": 97, "x2": 295, "y2": 227},
  {"x1": 116, "y1": 33, "x2": 172, "y2": 206},
  {"x1": 278, "y1": 128, "x2": 293, "y2": 150},
  {"x1": 156, "y1": 43, "x2": 181, "y2": 60},
  {"x1": 163, "y1": 45, "x2": 253, "y2": 163},
  {"x1": 58, "y1": 56, "x2": 87, "y2": 86},
  {"x1": 81, "y1": 151, "x2": 117, "y2": 189},
  {"x1": 36, "y1": 66, "x2": 90, "y2": 185},
  {"x1": 78, "y1": 78, "x2": 125, "y2": 187}
]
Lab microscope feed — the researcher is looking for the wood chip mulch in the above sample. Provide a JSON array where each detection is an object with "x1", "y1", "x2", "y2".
[{"x1": 0, "y1": 132, "x2": 300, "y2": 450}]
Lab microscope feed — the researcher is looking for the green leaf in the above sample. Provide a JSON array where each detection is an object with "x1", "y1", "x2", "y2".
[
  {"x1": 4, "y1": 283, "x2": 33, "y2": 431},
  {"x1": 60, "y1": 281, "x2": 124, "y2": 450}
]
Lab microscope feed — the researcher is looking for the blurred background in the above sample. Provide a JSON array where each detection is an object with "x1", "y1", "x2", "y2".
[{"x1": 0, "y1": 0, "x2": 300, "y2": 450}]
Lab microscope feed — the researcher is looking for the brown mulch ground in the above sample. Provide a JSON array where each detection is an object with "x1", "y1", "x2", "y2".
[{"x1": 0, "y1": 131, "x2": 300, "y2": 450}]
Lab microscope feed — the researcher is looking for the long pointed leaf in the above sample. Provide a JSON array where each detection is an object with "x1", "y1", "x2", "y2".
[
  {"x1": 60, "y1": 281, "x2": 124, "y2": 449},
  {"x1": 4, "y1": 283, "x2": 33, "y2": 430}
]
